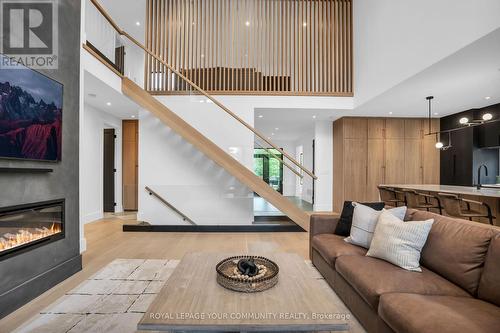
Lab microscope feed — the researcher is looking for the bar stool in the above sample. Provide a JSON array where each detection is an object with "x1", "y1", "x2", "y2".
[
  {"x1": 437, "y1": 193, "x2": 496, "y2": 225},
  {"x1": 377, "y1": 186, "x2": 406, "y2": 207},
  {"x1": 404, "y1": 190, "x2": 442, "y2": 214}
]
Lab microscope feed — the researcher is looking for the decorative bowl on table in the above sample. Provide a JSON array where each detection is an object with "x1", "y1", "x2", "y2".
[{"x1": 215, "y1": 256, "x2": 279, "y2": 293}]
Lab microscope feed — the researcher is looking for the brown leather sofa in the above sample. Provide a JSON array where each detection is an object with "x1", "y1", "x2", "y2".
[{"x1": 310, "y1": 209, "x2": 500, "y2": 333}]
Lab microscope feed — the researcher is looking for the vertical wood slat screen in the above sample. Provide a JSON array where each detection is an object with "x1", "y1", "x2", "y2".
[{"x1": 145, "y1": 0, "x2": 352, "y2": 96}]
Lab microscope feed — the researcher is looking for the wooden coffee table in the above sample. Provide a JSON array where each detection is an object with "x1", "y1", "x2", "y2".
[{"x1": 138, "y1": 252, "x2": 349, "y2": 332}]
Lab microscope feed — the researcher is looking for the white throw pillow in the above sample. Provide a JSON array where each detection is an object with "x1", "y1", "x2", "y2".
[
  {"x1": 367, "y1": 210, "x2": 434, "y2": 272},
  {"x1": 344, "y1": 203, "x2": 407, "y2": 249}
]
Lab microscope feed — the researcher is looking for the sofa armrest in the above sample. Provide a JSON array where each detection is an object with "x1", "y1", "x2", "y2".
[
  {"x1": 309, "y1": 214, "x2": 340, "y2": 260},
  {"x1": 310, "y1": 214, "x2": 340, "y2": 237}
]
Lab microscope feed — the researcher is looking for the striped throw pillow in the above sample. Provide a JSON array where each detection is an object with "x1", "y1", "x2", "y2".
[
  {"x1": 367, "y1": 210, "x2": 434, "y2": 272},
  {"x1": 345, "y1": 203, "x2": 407, "y2": 249}
]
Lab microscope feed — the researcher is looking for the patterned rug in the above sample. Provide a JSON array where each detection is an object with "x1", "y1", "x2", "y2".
[{"x1": 13, "y1": 259, "x2": 365, "y2": 333}]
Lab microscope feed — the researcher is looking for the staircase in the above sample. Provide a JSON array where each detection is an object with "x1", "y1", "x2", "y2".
[
  {"x1": 122, "y1": 78, "x2": 310, "y2": 230},
  {"x1": 86, "y1": 0, "x2": 316, "y2": 231}
]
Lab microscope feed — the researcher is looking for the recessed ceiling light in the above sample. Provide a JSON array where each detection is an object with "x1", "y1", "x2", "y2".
[
  {"x1": 136, "y1": 21, "x2": 140, "y2": 26},
  {"x1": 485, "y1": 96, "x2": 491, "y2": 100},
  {"x1": 245, "y1": 21, "x2": 250, "y2": 26},
  {"x1": 131, "y1": 115, "x2": 136, "y2": 118},
  {"x1": 312, "y1": 115, "x2": 316, "y2": 119},
  {"x1": 258, "y1": 115, "x2": 264, "y2": 118},
  {"x1": 106, "y1": 102, "x2": 111, "y2": 106},
  {"x1": 389, "y1": 112, "x2": 393, "y2": 115},
  {"x1": 275, "y1": 127, "x2": 279, "y2": 130},
  {"x1": 271, "y1": 133, "x2": 275, "y2": 136},
  {"x1": 434, "y1": 112, "x2": 439, "y2": 116}
]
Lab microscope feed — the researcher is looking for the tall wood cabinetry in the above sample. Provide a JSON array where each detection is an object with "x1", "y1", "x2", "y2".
[{"x1": 333, "y1": 117, "x2": 440, "y2": 212}]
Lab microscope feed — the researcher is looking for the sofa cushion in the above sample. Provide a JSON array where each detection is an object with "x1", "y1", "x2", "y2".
[
  {"x1": 312, "y1": 234, "x2": 366, "y2": 266},
  {"x1": 379, "y1": 293, "x2": 500, "y2": 333},
  {"x1": 335, "y1": 255, "x2": 470, "y2": 310},
  {"x1": 478, "y1": 234, "x2": 500, "y2": 307},
  {"x1": 408, "y1": 209, "x2": 494, "y2": 295}
]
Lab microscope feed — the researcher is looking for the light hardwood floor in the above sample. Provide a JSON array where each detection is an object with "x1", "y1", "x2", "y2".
[{"x1": 0, "y1": 217, "x2": 310, "y2": 332}]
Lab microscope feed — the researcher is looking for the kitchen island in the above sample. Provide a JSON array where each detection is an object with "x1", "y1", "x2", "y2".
[{"x1": 380, "y1": 184, "x2": 500, "y2": 226}]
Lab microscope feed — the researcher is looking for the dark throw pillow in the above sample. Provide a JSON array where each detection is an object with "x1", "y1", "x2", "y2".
[{"x1": 334, "y1": 201, "x2": 385, "y2": 236}]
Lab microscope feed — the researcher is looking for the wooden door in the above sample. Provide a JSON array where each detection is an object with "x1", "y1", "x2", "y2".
[
  {"x1": 422, "y1": 119, "x2": 440, "y2": 184},
  {"x1": 122, "y1": 120, "x2": 139, "y2": 210},
  {"x1": 385, "y1": 118, "x2": 405, "y2": 139},
  {"x1": 404, "y1": 139, "x2": 423, "y2": 184},
  {"x1": 367, "y1": 118, "x2": 385, "y2": 139},
  {"x1": 343, "y1": 139, "x2": 368, "y2": 203},
  {"x1": 404, "y1": 119, "x2": 423, "y2": 139},
  {"x1": 385, "y1": 139, "x2": 405, "y2": 184},
  {"x1": 333, "y1": 120, "x2": 344, "y2": 213},
  {"x1": 343, "y1": 118, "x2": 367, "y2": 139},
  {"x1": 367, "y1": 139, "x2": 385, "y2": 201}
]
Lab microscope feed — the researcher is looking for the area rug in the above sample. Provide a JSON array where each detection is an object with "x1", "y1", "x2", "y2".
[{"x1": 13, "y1": 259, "x2": 365, "y2": 333}]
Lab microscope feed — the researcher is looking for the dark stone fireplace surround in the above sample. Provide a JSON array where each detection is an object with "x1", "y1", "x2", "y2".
[{"x1": 0, "y1": 0, "x2": 82, "y2": 319}]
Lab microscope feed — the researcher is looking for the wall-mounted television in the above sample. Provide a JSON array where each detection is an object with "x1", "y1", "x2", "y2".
[{"x1": 0, "y1": 55, "x2": 63, "y2": 161}]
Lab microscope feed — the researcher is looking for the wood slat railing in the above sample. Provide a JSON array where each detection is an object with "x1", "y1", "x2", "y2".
[
  {"x1": 88, "y1": 0, "x2": 316, "y2": 180},
  {"x1": 145, "y1": 0, "x2": 353, "y2": 96}
]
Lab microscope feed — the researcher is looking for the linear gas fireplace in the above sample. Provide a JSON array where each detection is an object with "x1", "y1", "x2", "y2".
[{"x1": 0, "y1": 199, "x2": 64, "y2": 261}]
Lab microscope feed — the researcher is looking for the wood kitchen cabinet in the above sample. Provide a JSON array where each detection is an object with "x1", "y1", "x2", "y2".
[{"x1": 333, "y1": 117, "x2": 440, "y2": 212}]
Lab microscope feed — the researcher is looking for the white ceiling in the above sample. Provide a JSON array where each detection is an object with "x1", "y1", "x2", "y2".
[
  {"x1": 355, "y1": 27, "x2": 500, "y2": 118},
  {"x1": 98, "y1": 0, "x2": 146, "y2": 44},
  {"x1": 84, "y1": 71, "x2": 140, "y2": 119},
  {"x1": 254, "y1": 108, "x2": 346, "y2": 141}
]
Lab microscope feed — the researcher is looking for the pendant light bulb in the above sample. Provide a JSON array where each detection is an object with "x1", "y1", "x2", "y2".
[
  {"x1": 435, "y1": 142, "x2": 444, "y2": 149},
  {"x1": 482, "y1": 113, "x2": 493, "y2": 121},
  {"x1": 459, "y1": 117, "x2": 469, "y2": 125}
]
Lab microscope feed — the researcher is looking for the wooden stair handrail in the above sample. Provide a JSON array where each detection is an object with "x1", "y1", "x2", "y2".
[
  {"x1": 88, "y1": 0, "x2": 317, "y2": 180},
  {"x1": 145, "y1": 186, "x2": 196, "y2": 225}
]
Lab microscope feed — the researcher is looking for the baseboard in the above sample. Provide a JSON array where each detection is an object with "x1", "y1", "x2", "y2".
[
  {"x1": 80, "y1": 237, "x2": 87, "y2": 253},
  {"x1": 82, "y1": 211, "x2": 103, "y2": 224},
  {"x1": 123, "y1": 224, "x2": 305, "y2": 232},
  {"x1": 0, "y1": 254, "x2": 82, "y2": 319}
]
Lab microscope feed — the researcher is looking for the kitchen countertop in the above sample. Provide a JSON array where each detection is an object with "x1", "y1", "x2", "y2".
[{"x1": 380, "y1": 184, "x2": 500, "y2": 198}]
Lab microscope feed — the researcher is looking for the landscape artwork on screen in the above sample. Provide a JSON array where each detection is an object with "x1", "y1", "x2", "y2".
[{"x1": 0, "y1": 55, "x2": 63, "y2": 161}]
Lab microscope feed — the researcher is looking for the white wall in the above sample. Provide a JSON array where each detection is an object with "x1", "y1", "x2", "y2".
[
  {"x1": 313, "y1": 121, "x2": 333, "y2": 211},
  {"x1": 354, "y1": 0, "x2": 500, "y2": 106},
  {"x1": 80, "y1": 103, "x2": 123, "y2": 224},
  {"x1": 138, "y1": 96, "x2": 255, "y2": 225},
  {"x1": 294, "y1": 128, "x2": 315, "y2": 204}
]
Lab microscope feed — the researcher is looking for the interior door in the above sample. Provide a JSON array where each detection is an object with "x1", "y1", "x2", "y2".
[{"x1": 103, "y1": 128, "x2": 116, "y2": 212}]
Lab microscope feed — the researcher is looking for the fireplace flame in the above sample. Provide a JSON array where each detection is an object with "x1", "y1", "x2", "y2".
[{"x1": 0, "y1": 224, "x2": 62, "y2": 252}]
